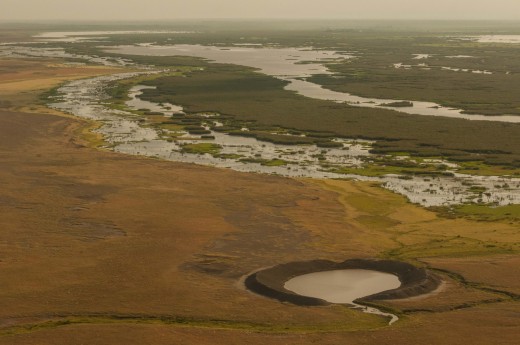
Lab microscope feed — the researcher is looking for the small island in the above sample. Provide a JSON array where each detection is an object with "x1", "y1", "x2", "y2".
[{"x1": 379, "y1": 101, "x2": 414, "y2": 107}]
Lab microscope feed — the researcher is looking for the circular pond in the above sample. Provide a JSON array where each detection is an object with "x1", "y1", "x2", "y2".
[
  {"x1": 245, "y1": 259, "x2": 441, "y2": 325},
  {"x1": 284, "y1": 269, "x2": 401, "y2": 304},
  {"x1": 245, "y1": 259, "x2": 440, "y2": 305}
]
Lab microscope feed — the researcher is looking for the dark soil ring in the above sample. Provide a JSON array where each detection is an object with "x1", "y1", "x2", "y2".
[{"x1": 245, "y1": 259, "x2": 441, "y2": 306}]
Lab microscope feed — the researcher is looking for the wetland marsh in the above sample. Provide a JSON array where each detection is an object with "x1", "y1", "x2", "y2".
[
  {"x1": 40, "y1": 38, "x2": 520, "y2": 207},
  {"x1": 48, "y1": 73, "x2": 520, "y2": 206},
  {"x1": 108, "y1": 44, "x2": 520, "y2": 123},
  {"x1": 1, "y1": 21, "x2": 519, "y2": 345}
]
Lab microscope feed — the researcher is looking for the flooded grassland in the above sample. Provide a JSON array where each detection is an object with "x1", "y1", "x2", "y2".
[
  {"x1": 34, "y1": 36, "x2": 518, "y2": 209},
  {"x1": 48, "y1": 72, "x2": 520, "y2": 208}
]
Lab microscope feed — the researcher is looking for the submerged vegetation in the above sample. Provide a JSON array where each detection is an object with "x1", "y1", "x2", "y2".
[{"x1": 181, "y1": 142, "x2": 222, "y2": 155}]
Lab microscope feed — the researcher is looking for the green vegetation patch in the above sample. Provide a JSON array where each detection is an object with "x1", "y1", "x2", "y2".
[
  {"x1": 379, "y1": 101, "x2": 414, "y2": 108},
  {"x1": 307, "y1": 31, "x2": 520, "y2": 116},
  {"x1": 181, "y1": 143, "x2": 222, "y2": 155},
  {"x1": 139, "y1": 60, "x2": 520, "y2": 168},
  {"x1": 434, "y1": 204, "x2": 520, "y2": 222},
  {"x1": 262, "y1": 159, "x2": 289, "y2": 166},
  {"x1": 228, "y1": 131, "x2": 315, "y2": 146},
  {"x1": 326, "y1": 156, "x2": 453, "y2": 177},
  {"x1": 455, "y1": 161, "x2": 520, "y2": 176},
  {"x1": 239, "y1": 157, "x2": 289, "y2": 166},
  {"x1": 385, "y1": 237, "x2": 516, "y2": 259}
]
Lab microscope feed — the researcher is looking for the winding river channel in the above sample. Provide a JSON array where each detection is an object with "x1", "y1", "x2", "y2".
[{"x1": 107, "y1": 44, "x2": 520, "y2": 124}]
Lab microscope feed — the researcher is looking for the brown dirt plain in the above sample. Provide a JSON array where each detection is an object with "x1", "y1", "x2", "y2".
[{"x1": 0, "y1": 56, "x2": 519, "y2": 344}]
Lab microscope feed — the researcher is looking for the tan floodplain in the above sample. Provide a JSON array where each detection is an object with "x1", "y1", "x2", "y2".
[{"x1": 0, "y1": 55, "x2": 518, "y2": 345}]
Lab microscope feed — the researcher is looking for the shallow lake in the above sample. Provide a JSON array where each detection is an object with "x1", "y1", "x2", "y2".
[
  {"x1": 285, "y1": 269, "x2": 402, "y2": 324},
  {"x1": 284, "y1": 269, "x2": 401, "y2": 304}
]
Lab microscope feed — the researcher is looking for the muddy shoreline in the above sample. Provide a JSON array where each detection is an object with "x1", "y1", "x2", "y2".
[{"x1": 245, "y1": 259, "x2": 441, "y2": 306}]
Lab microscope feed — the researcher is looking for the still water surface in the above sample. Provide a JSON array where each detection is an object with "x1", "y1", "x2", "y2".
[
  {"x1": 285, "y1": 269, "x2": 401, "y2": 324},
  {"x1": 284, "y1": 269, "x2": 401, "y2": 304}
]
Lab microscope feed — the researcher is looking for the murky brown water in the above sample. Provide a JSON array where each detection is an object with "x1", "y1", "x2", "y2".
[
  {"x1": 475, "y1": 35, "x2": 520, "y2": 44},
  {"x1": 285, "y1": 269, "x2": 401, "y2": 324},
  {"x1": 33, "y1": 31, "x2": 194, "y2": 43},
  {"x1": 284, "y1": 269, "x2": 401, "y2": 304}
]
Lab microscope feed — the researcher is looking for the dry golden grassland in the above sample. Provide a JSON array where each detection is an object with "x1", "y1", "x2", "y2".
[{"x1": 0, "y1": 58, "x2": 124, "y2": 114}]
